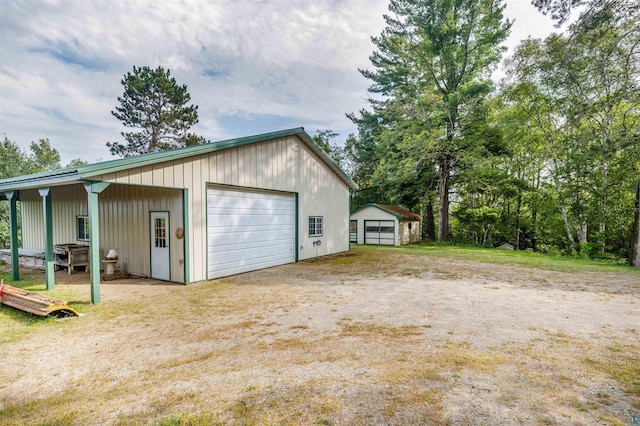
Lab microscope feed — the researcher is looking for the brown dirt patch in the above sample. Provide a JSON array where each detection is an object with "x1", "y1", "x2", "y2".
[{"x1": 1, "y1": 248, "x2": 639, "y2": 425}]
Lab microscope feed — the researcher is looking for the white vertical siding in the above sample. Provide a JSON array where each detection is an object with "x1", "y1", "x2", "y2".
[
  {"x1": 90, "y1": 135, "x2": 351, "y2": 282},
  {"x1": 20, "y1": 184, "x2": 184, "y2": 282},
  {"x1": 350, "y1": 207, "x2": 400, "y2": 246},
  {"x1": 350, "y1": 208, "x2": 421, "y2": 246},
  {"x1": 20, "y1": 189, "x2": 46, "y2": 250}
]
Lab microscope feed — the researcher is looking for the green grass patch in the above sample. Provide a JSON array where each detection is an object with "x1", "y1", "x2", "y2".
[
  {"x1": 354, "y1": 243, "x2": 638, "y2": 274},
  {"x1": 0, "y1": 270, "x2": 92, "y2": 343},
  {"x1": 0, "y1": 269, "x2": 48, "y2": 291}
]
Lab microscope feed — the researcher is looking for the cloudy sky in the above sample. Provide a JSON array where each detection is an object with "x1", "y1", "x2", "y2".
[{"x1": 0, "y1": 0, "x2": 566, "y2": 166}]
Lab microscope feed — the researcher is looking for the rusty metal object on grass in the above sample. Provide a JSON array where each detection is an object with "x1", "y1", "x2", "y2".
[{"x1": 0, "y1": 280, "x2": 80, "y2": 317}]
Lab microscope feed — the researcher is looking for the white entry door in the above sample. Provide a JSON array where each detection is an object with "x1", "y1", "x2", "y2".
[{"x1": 150, "y1": 211, "x2": 170, "y2": 280}]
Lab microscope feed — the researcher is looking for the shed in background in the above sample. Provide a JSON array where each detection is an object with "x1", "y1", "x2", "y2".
[{"x1": 350, "y1": 204, "x2": 421, "y2": 246}]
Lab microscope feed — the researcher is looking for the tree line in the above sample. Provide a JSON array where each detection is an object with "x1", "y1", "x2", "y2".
[
  {"x1": 0, "y1": 137, "x2": 87, "y2": 248},
  {"x1": 2, "y1": 0, "x2": 638, "y2": 265},
  {"x1": 327, "y1": 0, "x2": 639, "y2": 263}
]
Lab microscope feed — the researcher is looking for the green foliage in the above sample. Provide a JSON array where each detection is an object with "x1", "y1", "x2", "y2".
[
  {"x1": 345, "y1": 2, "x2": 638, "y2": 262},
  {"x1": 65, "y1": 158, "x2": 89, "y2": 167},
  {"x1": 502, "y1": 1, "x2": 639, "y2": 258},
  {"x1": 531, "y1": 0, "x2": 587, "y2": 24},
  {"x1": 29, "y1": 138, "x2": 60, "y2": 171},
  {"x1": 312, "y1": 130, "x2": 348, "y2": 171},
  {"x1": 107, "y1": 65, "x2": 205, "y2": 157},
  {"x1": 0, "y1": 136, "x2": 65, "y2": 249},
  {"x1": 350, "y1": 0, "x2": 511, "y2": 241},
  {"x1": 0, "y1": 136, "x2": 38, "y2": 178}
]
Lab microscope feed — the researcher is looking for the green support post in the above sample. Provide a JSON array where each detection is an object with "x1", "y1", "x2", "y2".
[
  {"x1": 182, "y1": 189, "x2": 190, "y2": 284},
  {"x1": 6, "y1": 191, "x2": 20, "y2": 281},
  {"x1": 84, "y1": 182, "x2": 110, "y2": 304},
  {"x1": 38, "y1": 188, "x2": 55, "y2": 290}
]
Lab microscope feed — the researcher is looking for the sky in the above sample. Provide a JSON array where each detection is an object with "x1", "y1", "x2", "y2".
[{"x1": 0, "y1": 0, "x2": 568, "y2": 166}]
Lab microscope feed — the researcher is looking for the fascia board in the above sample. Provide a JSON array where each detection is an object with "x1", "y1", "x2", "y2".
[{"x1": 0, "y1": 170, "x2": 83, "y2": 192}]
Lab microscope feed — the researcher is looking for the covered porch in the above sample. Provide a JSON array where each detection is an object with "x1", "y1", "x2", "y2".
[{"x1": 1, "y1": 177, "x2": 188, "y2": 303}]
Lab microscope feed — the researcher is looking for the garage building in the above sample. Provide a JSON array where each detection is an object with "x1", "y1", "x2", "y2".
[
  {"x1": 350, "y1": 203, "x2": 421, "y2": 246},
  {"x1": 0, "y1": 128, "x2": 356, "y2": 303}
]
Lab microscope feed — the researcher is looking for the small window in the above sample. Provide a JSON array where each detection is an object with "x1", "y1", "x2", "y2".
[
  {"x1": 77, "y1": 216, "x2": 89, "y2": 241},
  {"x1": 309, "y1": 216, "x2": 323, "y2": 237},
  {"x1": 408, "y1": 222, "x2": 412, "y2": 230},
  {"x1": 154, "y1": 217, "x2": 167, "y2": 248}
]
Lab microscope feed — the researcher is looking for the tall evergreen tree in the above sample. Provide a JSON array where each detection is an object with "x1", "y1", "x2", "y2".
[
  {"x1": 353, "y1": 0, "x2": 511, "y2": 241},
  {"x1": 107, "y1": 66, "x2": 205, "y2": 157}
]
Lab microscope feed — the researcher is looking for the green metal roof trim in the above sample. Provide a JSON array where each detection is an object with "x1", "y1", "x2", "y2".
[
  {"x1": 351, "y1": 203, "x2": 422, "y2": 220},
  {"x1": 0, "y1": 128, "x2": 357, "y2": 191}
]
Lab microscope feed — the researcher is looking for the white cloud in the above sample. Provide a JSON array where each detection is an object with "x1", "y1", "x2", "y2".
[{"x1": 0, "y1": 0, "x2": 566, "y2": 166}]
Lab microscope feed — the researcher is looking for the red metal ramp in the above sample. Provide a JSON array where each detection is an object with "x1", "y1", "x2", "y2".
[{"x1": 0, "y1": 280, "x2": 80, "y2": 317}]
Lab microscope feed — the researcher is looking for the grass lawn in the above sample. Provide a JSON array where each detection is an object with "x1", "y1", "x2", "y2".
[{"x1": 379, "y1": 242, "x2": 636, "y2": 274}]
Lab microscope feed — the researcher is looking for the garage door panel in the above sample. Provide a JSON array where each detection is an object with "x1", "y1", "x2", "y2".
[
  {"x1": 207, "y1": 187, "x2": 295, "y2": 279},
  {"x1": 211, "y1": 253, "x2": 295, "y2": 277},
  {"x1": 208, "y1": 203, "x2": 294, "y2": 215},
  {"x1": 364, "y1": 220, "x2": 395, "y2": 245},
  {"x1": 208, "y1": 215, "x2": 294, "y2": 227},
  {"x1": 208, "y1": 242, "x2": 294, "y2": 261},
  {"x1": 208, "y1": 194, "x2": 293, "y2": 207},
  {"x1": 209, "y1": 244, "x2": 293, "y2": 271},
  {"x1": 208, "y1": 225, "x2": 293, "y2": 237},
  {"x1": 208, "y1": 232, "x2": 294, "y2": 252}
]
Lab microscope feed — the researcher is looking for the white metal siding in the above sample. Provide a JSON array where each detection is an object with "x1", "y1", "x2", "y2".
[
  {"x1": 350, "y1": 207, "x2": 400, "y2": 246},
  {"x1": 94, "y1": 135, "x2": 351, "y2": 282},
  {"x1": 207, "y1": 187, "x2": 295, "y2": 279},
  {"x1": 19, "y1": 184, "x2": 184, "y2": 283}
]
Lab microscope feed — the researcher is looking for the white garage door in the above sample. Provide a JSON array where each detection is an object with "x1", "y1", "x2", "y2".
[
  {"x1": 364, "y1": 220, "x2": 395, "y2": 245},
  {"x1": 207, "y1": 187, "x2": 295, "y2": 279}
]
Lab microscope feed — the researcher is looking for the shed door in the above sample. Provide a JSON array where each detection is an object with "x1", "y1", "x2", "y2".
[
  {"x1": 207, "y1": 187, "x2": 295, "y2": 279},
  {"x1": 350, "y1": 220, "x2": 358, "y2": 243},
  {"x1": 364, "y1": 220, "x2": 395, "y2": 245},
  {"x1": 150, "y1": 211, "x2": 170, "y2": 280}
]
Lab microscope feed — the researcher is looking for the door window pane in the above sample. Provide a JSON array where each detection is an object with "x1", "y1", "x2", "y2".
[{"x1": 155, "y1": 218, "x2": 167, "y2": 248}]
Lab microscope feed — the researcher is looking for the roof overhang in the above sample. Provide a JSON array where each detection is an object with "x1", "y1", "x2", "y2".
[
  {"x1": 0, "y1": 128, "x2": 358, "y2": 194},
  {"x1": 351, "y1": 203, "x2": 421, "y2": 220}
]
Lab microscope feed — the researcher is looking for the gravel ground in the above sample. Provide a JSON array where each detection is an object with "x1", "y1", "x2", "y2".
[{"x1": 1, "y1": 248, "x2": 639, "y2": 425}]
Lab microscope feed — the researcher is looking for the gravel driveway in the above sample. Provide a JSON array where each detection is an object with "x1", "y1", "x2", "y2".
[{"x1": 1, "y1": 247, "x2": 639, "y2": 425}]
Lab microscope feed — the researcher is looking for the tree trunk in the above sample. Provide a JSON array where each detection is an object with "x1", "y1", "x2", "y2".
[
  {"x1": 531, "y1": 171, "x2": 541, "y2": 252},
  {"x1": 514, "y1": 191, "x2": 522, "y2": 250},
  {"x1": 560, "y1": 203, "x2": 577, "y2": 254},
  {"x1": 551, "y1": 157, "x2": 577, "y2": 254},
  {"x1": 599, "y1": 160, "x2": 607, "y2": 252},
  {"x1": 425, "y1": 197, "x2": 436, "y2": 240},
  {"x1": 577, "y1": 222, "x2": 588, "y2": 244},
  {"x1": 437, "y1": 155, "x2": 451, "y2": 242}
]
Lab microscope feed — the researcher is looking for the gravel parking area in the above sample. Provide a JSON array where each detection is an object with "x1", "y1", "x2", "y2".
[{"x1": 1, "y1": 247, "x2": 639, "y2": 425}]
